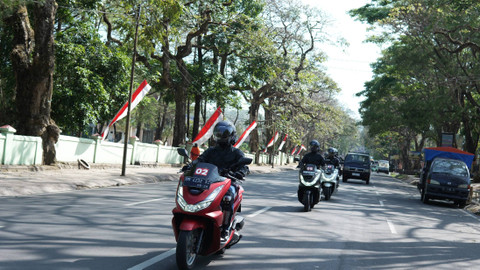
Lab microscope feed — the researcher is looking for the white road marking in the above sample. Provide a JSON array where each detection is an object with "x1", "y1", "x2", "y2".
[
  {"x1": 462, "y1": 209, "x2": 480, "y2": 222},
  {"x1": 127, "y1": 206, "x2": 273, "y2": 269},
  {"x1": 379, "y1": 200, "x2": 384, "y2": 207},
  {"x1": 125, "y1": 198, "x2": 164, "y2": 206},
  {"x1": 375, "y1": 191, "x2": 380, "y2": 196},
  {"x1": 386, "y1": 219, "x2": 397, "y2": 234},
  {"x1": 127, "y1": 248, "x2": 175, "y2": 270},
  {"x1": 247, "y1": 206, "x2": 272, "y2": 218}
]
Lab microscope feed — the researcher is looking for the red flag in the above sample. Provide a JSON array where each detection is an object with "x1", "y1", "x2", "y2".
[
  {"x1": 290, "y1": 146, "x2": 297, "y2": 155},
  {"x1": 102, "y1": 80, "x2": 151, "y2": 140},
  {"x1": 266, "y1": 131, "x2": 279, "y2": 148},
  {"x1": 296, "y1": 144, "x2": 306, "y2": 155},
  {"x1": 277, "y1": 134, "x2": 288, "y2": 151},
  {"x1": 234, "y1": 120, "x2": 257, "y2": 148},
  {"x1": 263, "y1": 132, "x2": 279, "y2": 153},
  {"x1": 192, "y1": 107, "x2": 223, "y2": 146}
]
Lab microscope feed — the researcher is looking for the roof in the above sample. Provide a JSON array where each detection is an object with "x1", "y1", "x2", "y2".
[
  {"x1": 346, "y1": 152, "x2": 370, "y2": 156},
  {"x1": 423, "y1": 147, "x2": 474, "y2": 169}
]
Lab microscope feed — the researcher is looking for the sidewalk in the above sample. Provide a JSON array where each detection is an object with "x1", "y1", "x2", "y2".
[{"x1": 0, "y1": 163, "x2": 297, "y2": 197}]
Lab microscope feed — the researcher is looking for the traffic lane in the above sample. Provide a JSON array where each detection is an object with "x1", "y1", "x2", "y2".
[
  {"x1": 201, "y1": 171, "x2": 480, "y2": 270},
  {"x1": 0, "y1": 182, "x2": 179, "y2": 270},
  {"x1": 194, "y1": 170, "x2": 395, "y2": 270},
  {"x1": 360, "y1": 173, "x2": 480, "y2": 269}
]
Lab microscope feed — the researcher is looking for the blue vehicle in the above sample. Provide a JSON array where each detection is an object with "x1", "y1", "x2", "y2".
[{"x1": 418, "y1": 147, "x2": 474, "y2": 208}]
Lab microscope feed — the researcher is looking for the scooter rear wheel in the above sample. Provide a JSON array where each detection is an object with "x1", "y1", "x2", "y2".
[{"x1": 176, "y1": 229, "x2": 201, "y2": 270}]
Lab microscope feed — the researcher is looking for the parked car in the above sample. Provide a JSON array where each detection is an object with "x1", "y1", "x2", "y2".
[
  {"x1": 343, "y1": 152, "x2": 371, "y2": 184},
  {"x1": 418, "y1": 147, "x2": 474, "y2": 208},
  {"x1": 377, "y1": 160, "x2": 390, "y2": 174}
]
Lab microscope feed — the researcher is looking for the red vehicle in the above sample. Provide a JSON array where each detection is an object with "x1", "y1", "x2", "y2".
[{"x1": 172, "y1": 148, "x2": 252, "y2": 270}]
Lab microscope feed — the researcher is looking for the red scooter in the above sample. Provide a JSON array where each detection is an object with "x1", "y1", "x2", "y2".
[{"x1": 172, "y1": 148, "x2": 252, "y2": 270}]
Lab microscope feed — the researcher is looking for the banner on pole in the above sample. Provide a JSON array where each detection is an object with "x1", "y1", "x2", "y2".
[
  {"x1": 277, "y1": 134, "x2": 288, "y2": 151},
  {"x1": 101, "y1": 80, "x2": 151, "y2": 140},
  {"x1": 234, "y1": 120, "x2": 257, "y2": 148}
]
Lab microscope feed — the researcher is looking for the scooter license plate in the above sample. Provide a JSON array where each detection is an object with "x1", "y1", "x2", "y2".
[{"x1": 184, "y1": 177, "x2": 211, "y2": 189}]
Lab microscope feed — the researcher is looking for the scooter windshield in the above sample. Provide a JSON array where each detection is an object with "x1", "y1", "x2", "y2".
[{"x1": 184, "y1": 162, "x2": 225, "y2": 183}]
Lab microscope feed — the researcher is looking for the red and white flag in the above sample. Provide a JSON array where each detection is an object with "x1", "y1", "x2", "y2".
[
  {"x1": 263, "y1": 131, "x2": 279, "y2": 153},
  {"x1": 296, "y1": 144, "x2": 307, "y2": 155},
  {"x1": 192, "y1": 106, "x2": 223, "y2": 146},
  {"x1": 290, "y1": 146, "x2": 297, "y2": 155},
  {"x1": 266, "y1": 131, "x2": 279, "y2": 148},
  {"x1": 277, "y1": 134, "x2": 288, "y2": 151},
  {"x1": 234, "y1": 120, "x2": 257, "y2": 148},
  {"x1": 101, "y1": 80, "x2": 151, "y2": 140}
]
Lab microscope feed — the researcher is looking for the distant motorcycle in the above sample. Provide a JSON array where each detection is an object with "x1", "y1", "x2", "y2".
[
  {"x1": 172, "y1": 148, "x2": 252, "y2": 270},
  {"x1": 321, "y1": 164, "x2": 339, "y2": 200},
  {"x1": 297, "y1": 163, "x2": 322, "y2": 212}
]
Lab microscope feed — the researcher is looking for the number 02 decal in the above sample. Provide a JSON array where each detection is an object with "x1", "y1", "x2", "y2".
[{"x1": 195, "y1": 168, "x2": 209, "y2": 176}]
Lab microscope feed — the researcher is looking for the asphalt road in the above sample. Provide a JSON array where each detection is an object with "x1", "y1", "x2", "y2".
[{"x1": 1, "y1": 171, "x2": 480, "y2": 270}]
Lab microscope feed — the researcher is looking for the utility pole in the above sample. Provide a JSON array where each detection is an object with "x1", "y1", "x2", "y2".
[{"x1": 122, "y1": 5, "x2": 141, "y2": 176}]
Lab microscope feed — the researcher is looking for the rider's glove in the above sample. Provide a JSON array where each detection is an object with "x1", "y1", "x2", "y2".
[
  {"x1": 233, "y1": 171, "x2": 245, "y2": 180},
  {"x1": 181, "y1": 164, "x2": 191, "y2": 172}
]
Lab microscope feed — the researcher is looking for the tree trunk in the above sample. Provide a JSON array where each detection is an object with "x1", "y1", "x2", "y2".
[
  {"x1": 173, "y1": 73, "x2": 188, "y2": 147},
  {"x1": 155, "y1": 104, "x2": 168, "y2": 141},
  {"x1": 136, "y1": 121, "x2": 143, "y2": 141},
  {"x1": 248, "y1": 102, "x2": 260, "y2": 164},
  {"x1": 8, "y1": 1, "x2": 59, "y2": 165},
  {"x1": 462, "y1": 115, "x2": 477, "y2": 154}
]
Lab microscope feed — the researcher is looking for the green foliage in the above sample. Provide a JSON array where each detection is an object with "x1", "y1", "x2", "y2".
[{"x1": 53, "y1": 21, "x2": 130, "y2": 136}]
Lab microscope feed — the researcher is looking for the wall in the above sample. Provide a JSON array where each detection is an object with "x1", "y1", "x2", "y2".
[{"x1": 0, "y1": 126, "x2": 292, "y2": 166}]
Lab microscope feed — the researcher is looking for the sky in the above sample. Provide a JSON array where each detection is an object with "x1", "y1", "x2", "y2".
[{"x1": 301, "y1": 0, "x2": 381, "y2": 120}]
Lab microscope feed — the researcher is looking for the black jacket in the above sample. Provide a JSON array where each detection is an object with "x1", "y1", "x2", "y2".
[
  {"x1": 197, "y1": 145, "x2": 248, "y2": 177},
  {"x1": 325, "y1": 156, "x2": 340, "y2": 168},
  {"x1": 300, "y1": 152, "x2": 326, "y2": 168}
]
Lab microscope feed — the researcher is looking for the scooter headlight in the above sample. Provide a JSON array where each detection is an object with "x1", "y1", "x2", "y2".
[
  {"x1": 300, "y1": 174, "x2": 317, "y2": 186},
  {"x1": 177, "y1": 184, "x2": 224, "y2": 213}
]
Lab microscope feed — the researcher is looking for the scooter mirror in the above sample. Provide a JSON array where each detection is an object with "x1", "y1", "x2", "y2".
[
  {"x1": 177, "y1": 148, "x2": 189, "y2": 158},
  {"x1": 239, "y1": 157, "x2": 253, "y2": 165}
]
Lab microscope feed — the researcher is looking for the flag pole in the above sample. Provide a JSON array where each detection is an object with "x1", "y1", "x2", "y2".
[{"x1": 122, "y1": 5, "x2": 141, "y2": 176}]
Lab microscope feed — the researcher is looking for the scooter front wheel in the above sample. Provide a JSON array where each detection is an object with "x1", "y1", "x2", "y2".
[
  {"x1": 176, "y1": 229, "x2": 201, "y2": 270},
  {"x1": 323, "y1": 187, "x2": 331, "y2": 201},
  {"x1": 303, "y1": 191, "x2": 311, "y2": 212}
]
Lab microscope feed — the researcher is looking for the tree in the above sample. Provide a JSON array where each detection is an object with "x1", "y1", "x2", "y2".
[{"x1": 5, "y1": 0, "x2": 60, "y2": 165}]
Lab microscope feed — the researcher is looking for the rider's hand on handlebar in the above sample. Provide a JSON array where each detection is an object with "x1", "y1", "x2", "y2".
[
  {"x1": 181, "y1": 164, "x2": 191, "y2": 172},
  {"x1": 233, "y1": 171, "x2": 245, "y2": 180}
]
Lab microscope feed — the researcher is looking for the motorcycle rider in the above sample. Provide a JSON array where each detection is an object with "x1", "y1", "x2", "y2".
[
  {"x1": 195, "y1": 120, "x2": 248, "y2": 239},
  {"x1": 325, "y1": 147, "x2": 341, "y2": 174},
  {"x1": 298, "y1": 140, "x2": 326, "y2": 169}
]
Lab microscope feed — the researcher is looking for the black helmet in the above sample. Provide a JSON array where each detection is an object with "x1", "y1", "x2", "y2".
[
  {"x1": 213, "y1": 120, "x2": 237, "y2": 147},
  {"x1": 309, "y1": 140, "x2": 320, "y2": 153},
  {"x1": 327, "y1": 147, "x2": 335, "y2": 156}
]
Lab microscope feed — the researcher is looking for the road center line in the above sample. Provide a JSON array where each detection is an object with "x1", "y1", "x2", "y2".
[
  {"x1": 247, "y1": 206, "x2": 272, "y2": 218},
  {"x1": 379, "y1": 200, "x2": 384, "y2": 207},
  {"x1": 127, "y1": 248, "x2": 175, "y2": 270},
  {"x1": 125, "y1": 198, "x2": 164, "y2": 206},
  {"x1": 386, "y1": 218, "x2": 397, "y2": 234}
]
